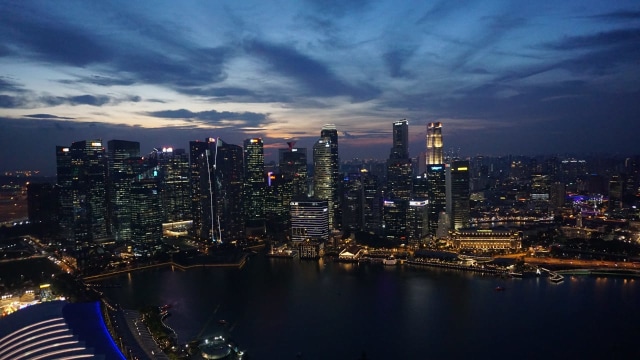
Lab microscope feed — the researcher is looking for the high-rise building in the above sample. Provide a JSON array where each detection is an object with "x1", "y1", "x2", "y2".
[
  {"x1": 362, "y1": 170, "x2": 382, "y2": 233},
  {"x1": 290, "y1": 200, "x2": 329, "y2": 243},
  {"x1": 413, "y1": 173, "x2": 429, "y2": 200},
  {"x1": 427, "y1": 164, "x2": 446, "y2": 236},
  {"x1": 27, "y1": 182, "x2": 59, "y2": 236},
  {"x1": 189, "y1": 138, "x2": 245, "y2": 243},
  {"x1": 342, "y1": 172, "x2": 365, "y2": 232},
  {"x1": 279, "y1": 142, "x2": 308, "y2": 198},
  {"x1": 189, "y1": 139, "x2": 214, "y2": 240},
  {"x1": 426, "y1": 122, "x2": 443, "y2": 165},
  {"x1": 313, "y1": 124, "x2": 340, "y2": 229},
  {"x1": 56, "y1": 139, "x2": 108, "y2": 243},
  {"x1": 107, "y1": 139, "x2": 140, "y2": 242},
  {"x1": 387, "y1": 120, "x2": 412, "y2": 200},
  {"x1": 382, "y1": 199, "x2": 408, "y2": 242},
  {"x1": 215, "y1": 140, "x2": 245, "y2": 242},
  {"x1": 156, "y1": 147, "x2": 190, "y2": 223},
  {"x1": 448, "y1": 160, "x2": 470, "y2": 230},
  {"x1": 407, "y1": 200, "x2": 429, "y2": 246},
  {"x1": 244, "y1": 138, "x2": 265, "y2": 232},
  {"x1": 264, "y1": 172, "x2": 291, "y2": 230},
  {"x1": 130, "y1": 179, "x2": 162, "y2": 243},
  {"x1": 391, "y1": 119, "x2": 409, "y2": 159}
]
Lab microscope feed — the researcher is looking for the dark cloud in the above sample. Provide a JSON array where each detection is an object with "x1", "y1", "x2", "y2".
[
  {"x1": 588, "y1": 10, "x2": 640, "y2": 21},
  {"x1": 244, "y1": 39, "x2": 380, "y2": 101},
  {"x1": 39, "y1": 95, "x2": 111, "y2": 107},
  {"x1": 0, "y1": 4, "x2": 111, "y2": 66},
  {"x1": 0, "y1": 95, "x2": 25, "y2": 108},
  {"x1": 0, "y1": 3, "x2": 233, "y2": 95},
  {"x1": 383, "y1": 47, "x2": 416, "y2": 78},
  {"x1": 180, "y1": 86, "x2": 290, "y2": 103},
  {"x1": 68, "y1": 95, "x2": 111, "y2": 106},
  {"x1": 0, "y1": 78, "x2": 25, "y2": 93},
  {"x1": 146, "y1": 108, "x2": 272, "y2": 127},
  {"x1": 24, "y1": 114, "x2": 75, "y2": 120},
  {"x1": 59, "y1": 75, "x2": 137, "y2": 87},
  {"x1": 305, "y1": 0, "x2": 372, "y2": 17},
  {"x1": 545, "y1": 28, "x2": 640, "y2": 51}
]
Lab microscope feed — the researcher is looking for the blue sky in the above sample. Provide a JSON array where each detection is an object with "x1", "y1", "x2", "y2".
[{"x1": 1, "y1": 0, "x2": 639, "y2": 175}]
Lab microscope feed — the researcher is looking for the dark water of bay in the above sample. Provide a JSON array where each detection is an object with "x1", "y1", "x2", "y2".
[{"x1": 101, "y1": 255, "x2": 640, "y2": 359}]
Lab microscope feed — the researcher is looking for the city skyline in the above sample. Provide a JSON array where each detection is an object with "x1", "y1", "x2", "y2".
[{"x1": 1, "y1": 1, "x2": 640, "y2": 175}]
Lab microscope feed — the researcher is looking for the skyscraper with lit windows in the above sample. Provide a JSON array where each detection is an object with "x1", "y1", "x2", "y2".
[
  {"x1": 244, "y1": 138, "x2": 265, "y2": 231},
  {"x1": 313, "y1": 124, "x2": 340, "y2": 229},
  {"x1": 427, "y1": 164, "x2": 446, "y2": 236},
  {"x1": 279, "y1": 142, "x2": 308, "y2": 198},
  {"x1": 387, "y1": 119, "x2": 412, "y2": 200},
  {"x1": 448, "y1": 160, "x2": 470, "y2": 230},
  {"x1": 426, "y1": 122, "x2": 443, "y2": 165},
  {"x1": 56, "y1": 139, "x2": 108, "y2": 243},
  {"x1": 107, "y1": 139, "x2": 140, "y2": 242},
  {"x1": 155, "y1": 147, "x2": 190, "y2": 223},
  {"x1": 189, "y1": 139, "x2": 214, "y2": 240}
]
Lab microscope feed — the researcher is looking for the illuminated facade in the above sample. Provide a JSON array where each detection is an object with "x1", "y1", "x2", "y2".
[
  {"x1": 107, "y1": 139, "x2": 140, "y2": 242},
  {"x1": 448, "y1": 160, "x2": 470, "y2": 230},
  {"x1": 156, "y1": 147, "x2": 191, "y2": 223},
  {"x1": 427, "y1": 164, "x2": 446, "y2": 236},
  {"x1": 290, "y1": 200, "x2": 329, "y2": 242},
  {"x1": 383, "y1": 199, "x2": 408, "y2": 242},
  {"x1": 407, "y1": 200, "x2": 429, "y2": 245},
  {"x1": 313, "y1": 125, "x2": 340, "y2": 229},
  {"x1": 426, "y1": 122, "x2": 443, "y2": 165},
  {"x1": 56, "y1": 139, "x2": 108, "y2": 243},
  {"x1": 451, "y1": 228, "x2": 522, "y2": 251},
  {"x1": 244, "y1": 138, "x2": 265, "y2": 230},
  {"x1": 130, "y1": 179, "x2": 162, "y2": 243}
]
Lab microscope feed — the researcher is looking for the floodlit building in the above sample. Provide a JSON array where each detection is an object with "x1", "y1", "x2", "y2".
[
  {"x1": 290, "y1": 200, "x2": 329, "y2": 243},
  {"x1": 451, "y1": 228, "x2": 522, "y2": 251},
  {"x1": 426, "y1": 122, "x2": 443, "y2": 165}
]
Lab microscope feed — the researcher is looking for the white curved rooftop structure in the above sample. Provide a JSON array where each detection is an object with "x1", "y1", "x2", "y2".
[{"x1": 0, "y1": 301, "x2": 124, "y2": 360}]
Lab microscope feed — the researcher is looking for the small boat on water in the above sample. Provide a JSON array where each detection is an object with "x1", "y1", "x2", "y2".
[
  {"x1": 383, "y1": 256, "x2": 397, "y2": 266},
  {"x1": 495, "y1": 286, "x2": 505, "y2": 291}
]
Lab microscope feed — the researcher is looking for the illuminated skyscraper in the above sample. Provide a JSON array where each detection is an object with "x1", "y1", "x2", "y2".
[
  {"x1": 56, "y1": 139, "x2": 108, "y2": 243},
  {"x1": 244, "y1": 138, "x2": 265, "y2": 231},
  {"x1": 107, "y1": 139, "x2": 140, "y2": 242},
  {"x1": 189, "y1": 139, "x2": 213, "y2": 240},
  {"x1": 427, "y1": 164, "x2": 446, "y2": 236},
  {"x1": 215, "y1": 140, "x2": 245, "y2": 242},
  {"x1": 313, "y1": 124, "x2": 340, "y2": 229},
  {"x1": 279, "y1": 142, "x2": 308, "y2": 198},
  {"x1": 156, "y1": 147, "x2": 190, "y2": 223},
  {"x1": 130, "y1": 179, "x2": 162, "y2": 243},
  {"x1": 426, "y1": 122, "x2": 443, "y2": 165},
  {"x1": 407, "y1": 200, "x2": 429, "y2": 246},
  {"x1": 391, "y1": 119, "x2": 409, "y2": 159},
  {"x1": 382, "y1": 199, "x2": 408, "y2": 242},
  {"x1": 387, "y1": 119, "x2": 412, "y2": 200},
  {"x1": 448, "y1": 160, "x2": 470, "y2": 230},
  {"x1": 189, "y1": 138, "x2": 245, "y2": 242}
]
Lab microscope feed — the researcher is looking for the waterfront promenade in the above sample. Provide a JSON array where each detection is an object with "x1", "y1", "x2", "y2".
[{"x1": 83, "y1": 255, "x2": 248, "y2": 282}]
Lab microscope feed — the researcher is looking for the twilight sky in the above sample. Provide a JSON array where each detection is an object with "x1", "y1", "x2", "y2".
[{"x1": 1, "y1": 0, "x2": 639, "y2": 175}]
